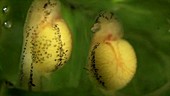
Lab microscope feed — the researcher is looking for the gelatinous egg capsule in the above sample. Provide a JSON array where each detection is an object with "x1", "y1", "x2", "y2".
[
  {"x1": 19, "y1": 0, "x2": 72, "y2": 91},
  {"x1": 87, "y1": 11, "x2": 137, "y2": 93}
]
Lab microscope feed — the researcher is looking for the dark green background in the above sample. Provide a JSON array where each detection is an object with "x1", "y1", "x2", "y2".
[{"x1": 0, "y1": 0, "x2": 170, "y2": 96}]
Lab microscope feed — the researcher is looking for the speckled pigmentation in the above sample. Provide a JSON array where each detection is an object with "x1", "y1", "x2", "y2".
[
  {"x1": 19, "y1": 0, "x2": 72, "y2": 91},
  {"x1": 87, "y1": 11, "x2": 137, "y2": 92}
]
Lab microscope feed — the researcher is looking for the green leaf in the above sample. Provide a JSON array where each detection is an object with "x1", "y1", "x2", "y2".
[{"x1": 0, "y1": 0, "x2": 170, "y2": 96}]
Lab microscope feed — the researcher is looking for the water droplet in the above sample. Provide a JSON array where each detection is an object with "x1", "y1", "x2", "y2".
[
  {"x1": 168, "y1": 29, "x2": 170, "y2": 33},
  {"x1": 167, "y1": 19, "x2": 170, "y2": 33},
  {"x1": 3, "y1": 21, "x2": 12, "y2": 28},
  {"x1": 2, "y1": 6, "x2": 9, "y2": 13},
  {"x1": 167, "y1": 19, "x2": 170, "y2": 24}
]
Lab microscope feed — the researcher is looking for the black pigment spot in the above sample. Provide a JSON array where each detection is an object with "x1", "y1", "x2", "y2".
[
  {"x1": 110, "y1": 12, "x2": 114, "y2": 19},
  {"x1": 95, "y1": 11, "x2": 115, "y2": 23},
  {"x1": 52, "y1": 24, "x2": 68, "y2": 70},
  {"x1": 28, "y1": 62, "x2": 35, "y2": 91},
  {"x1": 90, "y1": 43, "x2": 106, "y2": 88}
]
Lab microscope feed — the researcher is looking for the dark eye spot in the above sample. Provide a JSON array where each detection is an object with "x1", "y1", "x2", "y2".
[{"x1": 43, "y1": 3, "x2": 48, "y2": 8}]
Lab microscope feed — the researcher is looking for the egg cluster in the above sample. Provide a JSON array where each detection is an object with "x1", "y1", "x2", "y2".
[{"x1": 19, "y1": 0, "x2": 136, "y2": 92}]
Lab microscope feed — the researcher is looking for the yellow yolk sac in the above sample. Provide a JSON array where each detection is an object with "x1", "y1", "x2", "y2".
[
  {"x1": 87, "y1": 11, "x2": 137, "y2": 92},
  {"x1": 19, "y1": 0, "x2": 72, "y2": 91}
]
